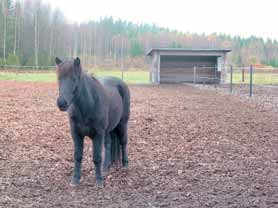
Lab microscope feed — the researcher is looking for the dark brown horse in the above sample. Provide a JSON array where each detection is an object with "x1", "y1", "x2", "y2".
[{"x1": 55, "y1": 57, "x2": 130, "y2": 188}]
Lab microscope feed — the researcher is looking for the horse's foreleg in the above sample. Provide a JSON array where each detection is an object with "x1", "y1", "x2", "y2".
[
  {"x1": 93, "y1": 132, "x2": 104, "y2": 188},
  {"x1": 103, "y1": 132, "x2": 111, "y2": 177},
  {"x1": 71, "y1": 128, "x2": 84, "y2": 186}
]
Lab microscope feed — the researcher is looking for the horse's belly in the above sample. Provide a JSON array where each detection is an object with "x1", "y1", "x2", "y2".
[
  {"x1": 107, "y1": 94, "x2": 123, "y2": 131},
  {"x1": 76, "y1": 123, "x2": 93, "y2": 136}
]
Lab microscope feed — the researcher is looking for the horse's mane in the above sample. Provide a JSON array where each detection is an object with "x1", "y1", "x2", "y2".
[{"x1": 89, "y1": 73, "x2": 102, "y2": 86}]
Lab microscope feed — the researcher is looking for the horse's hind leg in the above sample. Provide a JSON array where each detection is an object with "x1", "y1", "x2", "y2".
[
  {"x1": 110, "y1": 130, "x2": 120, "y2": 164},
  {"x1": 92, "y1": 132, "x2": 104, "y2": 188},
  {"x1": 116, "y1": 122, "x2": 128, "y2": 168},
  {"x1": 103, "y1": 132, "x2": 111, "y2": 177}
]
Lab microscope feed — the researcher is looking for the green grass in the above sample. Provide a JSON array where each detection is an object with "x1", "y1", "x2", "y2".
[
  {"x1": 0, "y1": 71, "x2": 57, "y2": 82},
  {"x1": 226, "y1": 72, "x2": 278, "y2": 85},
  {"x1": 0, "y1": 70, "x2": 150, "y2": 84},
  {"x1": 3, "y1": 69, "x2": 277, "y2": 85},
  {"x1": 91, "y1": 70, "x2": 150, "y2": 84}
]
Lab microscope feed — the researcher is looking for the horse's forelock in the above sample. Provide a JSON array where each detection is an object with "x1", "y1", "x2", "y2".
[{"x1": 56, "y1": 60, "x2": 81, "y2": 78}]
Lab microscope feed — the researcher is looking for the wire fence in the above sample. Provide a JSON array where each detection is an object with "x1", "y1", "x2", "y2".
[
  {"x1": 190, "y1": 66, "x2": 221, "y2": 84},
  {"x1": 192, "y1": 64, "x2": 278, "y2": 112},
  {"x1": 224, "y1": 65, "x2": 278, "y2": 97},
  {"x1": 0, "y1": 65, "x2": 55, "y2": 70},
  {"x1": 2, "y1": 63, "x2": 278, "y2": 111},
  {"x1": 2, "y1": 64, "x2": 278, "y2": 98},
  {"x1": 190, "y1": 64, "x2": 278, "y2": 95},
  {"x1": 0, "y1": 65, "x2": 150, "y2": 84}
]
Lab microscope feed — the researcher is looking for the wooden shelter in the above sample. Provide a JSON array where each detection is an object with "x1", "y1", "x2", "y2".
[{"x1": 147, "y1": 48, "x2": 231, "y2": 84}]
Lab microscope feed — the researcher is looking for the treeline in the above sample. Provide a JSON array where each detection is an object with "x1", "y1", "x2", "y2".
[{"x1": 1, "y1": 0, "x2": 278, "y2": 68}]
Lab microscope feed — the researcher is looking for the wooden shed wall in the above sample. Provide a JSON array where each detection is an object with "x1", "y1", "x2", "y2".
[{"x1": 160, "y1": 56, "x2": 219, "y2": 83}]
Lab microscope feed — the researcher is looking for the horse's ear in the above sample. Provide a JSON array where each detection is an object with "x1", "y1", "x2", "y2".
[
  {"x1": 74, "y1": 57, "x2": 80, "y2": 67},
  {"x1": 55, "y1": 57, "x2": 62, "y2": 65}
]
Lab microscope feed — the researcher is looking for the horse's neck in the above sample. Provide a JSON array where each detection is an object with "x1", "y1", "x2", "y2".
[
  {"x1": 75, "y1": 74, "x2": 105, "y2": 117},
  {"x1": 85, "y1": 74, "x2": 105, "y2": 100}
]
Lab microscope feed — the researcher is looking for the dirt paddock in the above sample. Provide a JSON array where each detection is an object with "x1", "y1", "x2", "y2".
[{"x1": 1, "y1": 81, "x2": 278, "y2": 208}]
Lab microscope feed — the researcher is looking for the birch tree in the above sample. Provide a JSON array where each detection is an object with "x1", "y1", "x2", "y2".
[
  {"x1": 33, "y1": 1, "x2": 39, "y2": 67},
  {"x1": 1, "y1": 0, "x2": 7, "y2": 62}
]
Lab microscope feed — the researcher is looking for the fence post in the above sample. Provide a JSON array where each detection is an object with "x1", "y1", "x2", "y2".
[
  {"x1": 242, "y1": 67, "x2": 245, "y2": 82},
  {"x1": 215, "y1": 64, "x2": 218, "y2": 79},
  {"x1": 230, "y1": 65, "x2": 233, "y2": 93},
  {"x1": 193, "y1": 65, "x2": 196, "y2": 84},
  {"x1": 250, "y1": 65, "x2": 253, "y2": 97}
]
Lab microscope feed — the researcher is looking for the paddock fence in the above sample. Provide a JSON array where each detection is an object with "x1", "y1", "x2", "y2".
[
  {"x1": 0, "y1": 65, "x2": 150, "y2": 84},
  {"x1": 2, "y1": 64, "x2": 278, "y2": 105},
  {"x1": 193, "y1": 64, "x2": 278, "y2": 111}
]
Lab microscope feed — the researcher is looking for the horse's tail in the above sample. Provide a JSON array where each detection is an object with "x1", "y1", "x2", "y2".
[
  {"x1": 110, "y1": 79, "x2": 130, "y2": 165},
  {"x1": 110, "y1": 131, "x2": 121, "y2": 164},
  {"x1": 116, "y1": 80, "x2": 130, "y2": 123}
]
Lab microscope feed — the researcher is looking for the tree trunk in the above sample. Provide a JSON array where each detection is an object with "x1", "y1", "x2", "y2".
[
  {"x1": 17, "y1": 2, "x2": 23, "y2": 62},
  {"x1": 13, "y1": 7, "x2": 18, "y2": 54},
  {"x1": 121, "y1": 35, "x2": 124, "y2": 70},
  {"x1": 73, "y1": 31, "x2": 78, "y2": 57},
  {"x1": 34, "y1": 9, "x2": 39, "y2": 67},
  {"x1": 94, "y1": 23, "x2": 97, "y2": 67},
  {"x1": 89, "y1": 25, "x2": 93, "y2": 66},
  {"x1": 2, "y1": 0, "x2": 7, "y2": 62},
  {"x1": 48, "y1": 26, "x2": 53, "y2": 63}
]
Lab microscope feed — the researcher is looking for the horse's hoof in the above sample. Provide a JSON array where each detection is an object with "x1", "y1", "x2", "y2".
[
  {"x1": 103, "y1": 166, "x2": 110, "y2": 177},
  {"x1": 70, "y1": 178, "x2": 80, "y2": 187},
  {"x1": 96, "y1": 179, "x2": 104, "y2": 189},
  {"x1": 103, "y1": 170, "x2": 109, "y2": 178},
  {"x1": 122, "y1": 162, "x2": 128, "y2": 170}
]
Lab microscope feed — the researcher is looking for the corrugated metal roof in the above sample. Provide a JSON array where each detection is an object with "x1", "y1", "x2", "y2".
[{"x1": 146, "y1": 48, "x2": 232, "y2": 56}]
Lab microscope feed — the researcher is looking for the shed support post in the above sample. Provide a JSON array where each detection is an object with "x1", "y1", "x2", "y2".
[
  {"x1": 214, "y1": 64, "x2": 217, "y2": 82},
  {"x1": 193, "y1": 66, "x2": 196, "y2": 84},
  {"x1": 250, "y1": 65, "x2": 253, "y2": 97},
  {"x1": 230, "y1": 65, "x2": 233, "y2": 93},
  {"x1": 121, "y1": 70, "x2": 124, "y2": 81},
  {"x1": 157, "y1": 53, "x2": 160, "y2": 84},
  {"x1": 242, "y1": 67, "x2": 245, "y2": 82}
]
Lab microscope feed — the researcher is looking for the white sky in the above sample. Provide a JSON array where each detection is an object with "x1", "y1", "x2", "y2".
[{"x1": 44, "y1": 0, "x2": 278, "y2": 40}]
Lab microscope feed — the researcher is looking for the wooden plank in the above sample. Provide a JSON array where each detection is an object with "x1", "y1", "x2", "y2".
[
  {"x1": 159, "y1": 51, "x2": 225, "y2": 57},
  {"x1": 160, "y1": 67, "x2": 220, "y2": 84},
  {"x1": 158, "y1": 54, "x2": 220, "y2": 84},
  {"x1": 161, "y1": 68, "x2": 215, "y2": 74},
  {"x1": 160, "y1": 68, "x2": 216, "y2": 78},
  {"x1": 161, "y1": 63, "x2": 215, "y2": 68},
  {"x1": 160, "y1": 56, "x2": 216, "y2": 70},
  {"x1": 160, "y1": 75, "x2": 219, "y2": 84}
]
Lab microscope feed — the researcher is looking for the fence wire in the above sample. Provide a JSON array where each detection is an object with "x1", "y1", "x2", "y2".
[
  {"x1": 0, "y1": 66, "x2": 150, "y2": 84},
  {"x1": 2, "y1": 64, "x2": 278, "y2": 101},
  {"x1": 195, "y1": 65, "x2": 278, "y2": 112}
]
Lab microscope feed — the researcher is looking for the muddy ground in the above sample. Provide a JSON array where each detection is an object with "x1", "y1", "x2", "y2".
[
  {"x1": 1, "y1": 81, "x2": 278, "y2": 208},
  {"x1": 195, "y1": 84, "x2": 278, "y2": 113}
]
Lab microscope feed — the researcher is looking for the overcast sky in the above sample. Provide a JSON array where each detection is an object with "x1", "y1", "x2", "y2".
[{"x1": 44, "y1": 0, "x2": 277, "y2": 40}]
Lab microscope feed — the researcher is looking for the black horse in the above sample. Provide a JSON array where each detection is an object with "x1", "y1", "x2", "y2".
[{"x1": 55, "y1": 57, "x2": 130, "y2": 188}]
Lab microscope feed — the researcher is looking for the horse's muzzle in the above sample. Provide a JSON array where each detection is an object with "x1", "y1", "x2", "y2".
[{"x1": 57, "y1": 97, "x2": 68, "y2": 111}]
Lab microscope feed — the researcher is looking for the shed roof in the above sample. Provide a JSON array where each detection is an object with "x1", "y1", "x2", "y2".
[{"x1": 146, "y1": 48, "x2": 232, "y2": 56}]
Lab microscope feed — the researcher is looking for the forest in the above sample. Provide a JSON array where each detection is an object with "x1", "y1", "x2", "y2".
[{"x1": 1, "y1": 0, "x2": 278, "y2": 68}]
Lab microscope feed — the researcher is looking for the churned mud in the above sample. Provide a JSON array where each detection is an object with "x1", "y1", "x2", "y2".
[{"x1": 1, "y1": 81, "x2": 278, "y2": 207}]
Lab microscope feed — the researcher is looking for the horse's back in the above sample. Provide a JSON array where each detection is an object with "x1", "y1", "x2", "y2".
[
  {"x1": 99, "y1": 76, "x2": 130, "y2": 123},
  {"x1": 98, "y1": 76, "x2": 127, "y2": 89}
]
